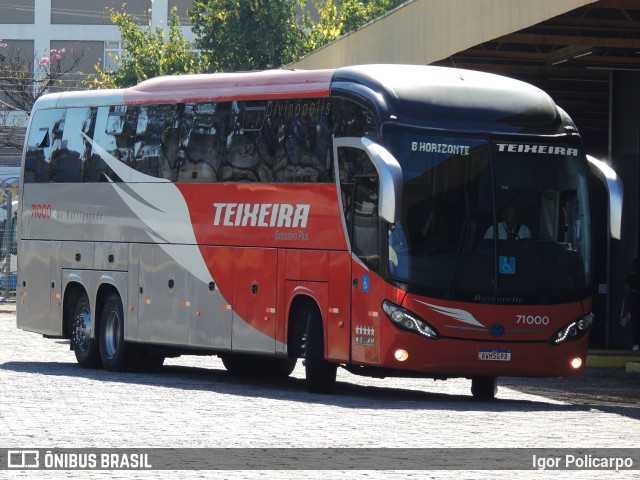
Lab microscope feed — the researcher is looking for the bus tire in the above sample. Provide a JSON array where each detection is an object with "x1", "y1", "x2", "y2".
[
  {"x1": 71, "y1": 291, "x2": 101, "y2": 368},
  {"x1": 99, "y1": 293, "x2": 137, "y2": 371},
  {"x1": 222, "y1": 353, "x2": 296, "y2": 377},
  {"x1": 471, "y1": 376, "x2": 498, "y2": 400},
  {"x1": 220, "y1": 353, "x2": 272, "y2": 375},
  {"x1": 272, "y1": 357, "x2": 297, "y2": 377},
  {"x1": 221, "y1": 353, "x2": 250, "y2": 375},
  {"x1": 304, "y1": 307, "x2": 337, "y2": 394},
  {"x1": 138, "y1": 347, "x2": 165, "y2": 373}
]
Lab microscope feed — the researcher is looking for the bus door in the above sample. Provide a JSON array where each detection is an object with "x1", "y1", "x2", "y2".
[{"x1": 336, "y1": 143, "x2": 383, "y2": 365}]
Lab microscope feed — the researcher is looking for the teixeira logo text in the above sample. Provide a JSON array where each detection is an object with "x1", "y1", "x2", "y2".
[{"x1": 212, "y1": 203, "x2": 310, "y2": 228}]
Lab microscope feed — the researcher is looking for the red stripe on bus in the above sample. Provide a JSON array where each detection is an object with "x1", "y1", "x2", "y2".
[{"x1": 123, "y1": 69, "x2": 334, "y2": 105}]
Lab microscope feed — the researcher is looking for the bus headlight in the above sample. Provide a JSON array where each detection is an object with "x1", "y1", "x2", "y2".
[
  {"x1": 382, "y1": 300, "x2": 440, "y2": 339},
  {"x1": 549, "y1": 313, "x2": 593, "y2": 345}
]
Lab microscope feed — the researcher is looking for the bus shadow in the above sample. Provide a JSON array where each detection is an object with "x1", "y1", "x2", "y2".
[
  {"x1": 500, "y1": 370, "x2": 640, "y2": 415},
  {"x1": 3, "y1": 359, "x2": 639, "y2": 420}
]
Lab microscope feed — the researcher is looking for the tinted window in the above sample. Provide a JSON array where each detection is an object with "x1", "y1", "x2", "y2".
[
  {"x1": 332, "y1": 98, "x2": 378, "y2": 140},
  {"x1": 88, "y1": 105, "x2": 134, "y2": 182},
  {"x1": 26, "y1": 98, "x2": 339, "y2": 184},
  {"x1": 133, "y1": 104, "x2": 179, "y2": 179},
  {"x1": 51, "y1": 107, "x2": 94, "y2": 182},
  {"x1": 24, "y1": 108, "x2": 67, "y2": 183},
  {"x1": 178, "y1": 102, "x2": 228, "y2": 182}
]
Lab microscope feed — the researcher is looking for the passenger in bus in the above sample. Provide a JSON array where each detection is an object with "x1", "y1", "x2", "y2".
[
  {"x1": 483, "y1": 204, "x2": 531, "y2": 240},
  {"x1": 48, "y1": 142, "x2": 82, "y2": 182},
  {"x1": 414, "y1": 202, "x2": 459, "y2": 252},
  {"x1": 25, "y1": 149, "x2": 46, "y2": 182}
]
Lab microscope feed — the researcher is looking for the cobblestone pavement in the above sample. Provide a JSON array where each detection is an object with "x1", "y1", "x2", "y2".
[{"x1": 0, "y1": 304, "x2": 639, "y2": 480}]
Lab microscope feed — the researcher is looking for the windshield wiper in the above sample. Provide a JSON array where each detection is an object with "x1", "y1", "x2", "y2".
[
  {"x1": 509, "y1": 236, "x2": 548, "y2": 301},
  {"x1": 446, "y1": 216, "x2": 471, "y2": 298}
]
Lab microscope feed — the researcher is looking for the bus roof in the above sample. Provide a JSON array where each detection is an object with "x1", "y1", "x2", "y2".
[
  {"x1": 332, "y1": 65, "x2": 566, "y2": 131},
  {"x1": 125, "y1": 68, "x2": 335, "y2": 104},
  {"x1": 33, "y1": 69, "x2": 335, "y2": 110},
  {"x1": 32, "y1": 65, "x2": 569, "y2": 132}
]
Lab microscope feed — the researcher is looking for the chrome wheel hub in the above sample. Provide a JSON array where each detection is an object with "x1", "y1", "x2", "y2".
[
  {"x1": 73, "y1": 308, "x2": 91, "y2": 353},
  {"x1": 102, "y1": 310, "x2": 120, "y2": 359}
]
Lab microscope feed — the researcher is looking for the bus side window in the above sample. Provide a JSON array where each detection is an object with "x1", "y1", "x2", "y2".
[
  {"x1": 25, "y1": 108, "x2": 67, "y2": 182},
  {"x1": 285, "y1": 112, "x2": 325, "y2": 182},
  {"x1": 260, "y1": 99, "x2": 332, "y2": 183},
  {"x1": 353, "y1": 175, "x2": 380, "y2": 271},
  {"x1": 89, "y1": 105, "x2": 138, "y2": 182},
  {"x1": 49, "y1": 107, "x2": 93, "y2": 183},
  {"x1": 133, "y1": 104, "x2": 179, "y2": 180},
  {"x1": 24, "y1": 149, "x2": 45, "y2": 183},
  {"x1": 219, "y1": 102, "x2": 260, "y2": 182},
  {"x1": 337, "y1": 147, "x2": 356, "y2": 237},
  {"x1": 337, "y1": 147, "x2": 380, "y2": 272},
  {"x1": 332, "y1": 97, "x2": 378, "y2": 140},
  {"x1": 176, "y1": 102, "x2": 225, "y2": 183}
]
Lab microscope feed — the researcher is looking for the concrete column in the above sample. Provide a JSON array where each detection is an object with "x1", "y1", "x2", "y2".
[
  {"x1": 33, "y1": 0, "x2": 51, "y2": 66},
  {"x1": 609, "y1": 70, "x2": 640, "y2": 348},
  {"x1": 151, "y1": 0, "x2": 169, "y2": 36}
]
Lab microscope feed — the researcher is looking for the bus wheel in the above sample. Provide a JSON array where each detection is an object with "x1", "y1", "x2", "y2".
[
  {"x1": 221, "y1": 353, "x2": 270, "y2": 375},
  {"x1": 221, "y1": 353, "x2": 254, "y2": 375},
  {"x1": 304, "y1": 307, "x2": 337, "y2": 394},
  {"x1": 221, "y1": 353, "x2": 244, "y2": 374},
  {"x1": 471, "y1": 376, "x2": 498, "y2": 400},
  {"x1": 271, "y1": 357, "x2": 297, "y2": 377},
  {"x1": 99, "y1": 293, "x2": 137, "y2": 371},
  {"x1": 138, "y1": 347, "x2": 165, "y2": 373},
  {"x1": 71, "y1": 291, "x2": 101, "y2": 368}
]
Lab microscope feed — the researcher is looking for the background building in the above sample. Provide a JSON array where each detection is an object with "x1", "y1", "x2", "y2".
[
  {"x1": 0, "y1": 0, "x2": 196, "y2": 297},
  {"x1": 0, "y1": 0, "x2": 194, "y2": 76},
  {"x1": 0, "y1": 0, "x2": 195, "y2": 151}
]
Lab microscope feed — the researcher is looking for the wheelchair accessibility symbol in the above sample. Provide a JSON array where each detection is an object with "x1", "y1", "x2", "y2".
[
  {"x1": 362, "y1": 274, "x2": 370, "y2": 293},
  {"x1": 499, "y1": 256, "x2": 516, "y2": 275}
]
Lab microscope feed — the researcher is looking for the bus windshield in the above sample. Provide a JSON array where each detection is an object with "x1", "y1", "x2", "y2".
[{"x1": 385, "y1": 127, "x2": 591, "y2": 303}]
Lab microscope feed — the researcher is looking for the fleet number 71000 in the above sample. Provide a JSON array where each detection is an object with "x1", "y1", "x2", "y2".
[{"x1": 516, "y1": 315, "x2": 550, "y2": 325}]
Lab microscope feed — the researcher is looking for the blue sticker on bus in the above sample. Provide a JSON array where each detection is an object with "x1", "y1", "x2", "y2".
[
  {"x1": 362, "y1": 274, "x2": 370, "y2": 293},
  {"x1": 499, "y1": 256, "x2": 516, "y2": 275}
]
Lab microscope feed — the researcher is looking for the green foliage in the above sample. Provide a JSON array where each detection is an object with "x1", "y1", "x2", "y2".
[
  {"x1": 85, "y1": 1, "x2": 405, "y2": 82},
  {"x1": 190, "y1": 0, "x2": 308, "y2": 72},
  {"x1": 307, "y1": 0, "x2": 406, "y2": 51},
  {"x1": 86, "y1": 7, "x2": 203, "y2": 89}
]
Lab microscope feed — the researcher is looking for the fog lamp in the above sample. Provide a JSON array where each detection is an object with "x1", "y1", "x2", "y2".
[
  {"x1": 570, "y1": 357, "x2": 583, "y2": 369},
  {"x1": 394, "y1": 349, "x2": 409, "y2": 362}
]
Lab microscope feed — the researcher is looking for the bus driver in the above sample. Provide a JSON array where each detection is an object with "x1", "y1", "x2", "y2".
[{"x1": 484, "y1": 204, "x2": 532, "y2": 240}]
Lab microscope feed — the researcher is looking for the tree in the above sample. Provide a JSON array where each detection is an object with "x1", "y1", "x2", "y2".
[
  {"x1": 307, "y1": 0, "x2": 407, "y2": 51},
  {"x1": 0, "y1": 41, "x2": 83, "y2": 149},
  {"x1": 86, "y1": 7, "x2": 203, "y2": 89},
  {"x1": 190, "y1": 0, "x2": 307, "y2": 72}
]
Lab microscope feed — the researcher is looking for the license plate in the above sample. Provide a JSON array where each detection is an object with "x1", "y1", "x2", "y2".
[{"x1": 478, "y1": 349, "x2": 511, "y2": 361}]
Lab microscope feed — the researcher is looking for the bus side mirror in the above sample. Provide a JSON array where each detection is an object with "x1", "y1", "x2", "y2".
[
  {"x1": 587, "y1": 155, "x2": 623, "y2": 240},
  {"x1": 362, "y1": 138, "x2": 403, "y2": 224}
]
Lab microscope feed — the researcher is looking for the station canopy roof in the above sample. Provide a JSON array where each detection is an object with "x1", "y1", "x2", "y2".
[{"x1": 292, "y1": 0, "x2": 640, "y2": 154}]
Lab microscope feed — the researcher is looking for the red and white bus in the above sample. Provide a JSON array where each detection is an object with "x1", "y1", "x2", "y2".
[{"x1": 17, "y1": 65, "x2": 622, "y2": 399}]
